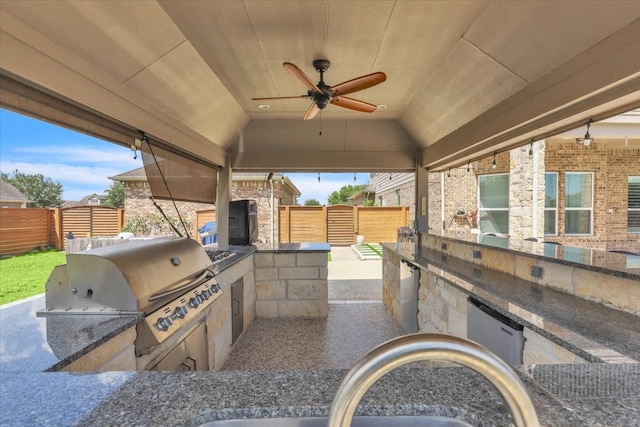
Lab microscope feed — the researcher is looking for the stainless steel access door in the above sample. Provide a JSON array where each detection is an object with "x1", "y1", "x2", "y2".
[
  {"x1": 231, "y1": 279, "x2": 244, "y2": 344},
  {"x1": 400, "y1": 259, "x2": 420, "y2": 333}
]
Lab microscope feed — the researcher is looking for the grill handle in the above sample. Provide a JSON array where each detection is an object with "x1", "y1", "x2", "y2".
[{"x1": 148, "y1": 269, "x2": 214, "y2": 302}]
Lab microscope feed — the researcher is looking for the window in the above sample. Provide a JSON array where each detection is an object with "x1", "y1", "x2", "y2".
[
  {"x1": 565, "y1": 172, "x2": 593, "y2": 235},
  {"x1": 544, "y1": 173, "x2": 558, "y2": 236},
  {"x1": 478, "y1": 174, "x2": 509, "y2": 234},
  {"x1": 629, "y1": 176, "x2": 640, "y2": 233}
]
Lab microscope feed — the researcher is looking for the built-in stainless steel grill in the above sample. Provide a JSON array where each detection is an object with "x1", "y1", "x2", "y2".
[{"x1": 38, "y1": 237, "x2": 223, "y2": 356}]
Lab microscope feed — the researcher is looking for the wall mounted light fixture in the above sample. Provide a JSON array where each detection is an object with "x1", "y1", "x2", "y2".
[
  {"x1": 353, "y1": 172, "x2": 357, "y2": 183},
  {"x1": 492, "y1": 152, "x2": 497, "y2": 170},
  {"x1": 576, "y1": 119, "x2": 595, "y2": 146},
  {"x1": 467, "y1": 161, "x2": 470, "y2": 173},
  {"x1": 447, "y1": 168, "x2": 451, "y2": 178},
  {"x1": 528, "y1": 139, "x2": 534, "y2": 158}
]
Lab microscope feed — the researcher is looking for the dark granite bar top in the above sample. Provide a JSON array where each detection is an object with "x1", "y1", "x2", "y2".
[
  {"x1": 383, "y1": 242, "x2": 640, "y2": 363},
  {"x1": 431, "y1": 232, "x2": 640, "y2": 281},
  {"x1": 253, "y1": 242, "x2": 331, "y2": 252}
]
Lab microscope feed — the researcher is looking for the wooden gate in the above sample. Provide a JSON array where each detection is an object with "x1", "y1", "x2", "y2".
[
  {"x1": 279, "y1": 206, "x2": 327, "y2": 243},
  {"x1": 278, "y1": 205, "x2": 409, "y2": 245},
  {"x1": 327, "y1": 205, "x2": 355, "y2": 246}
]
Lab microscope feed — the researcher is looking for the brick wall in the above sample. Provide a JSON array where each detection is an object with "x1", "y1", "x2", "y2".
[
  {"x1": 427, "y1": 143, "x2": 639, "y2": 251},
  {"x1": 123, "y1": 182, "x2": 213, "y2": 237},
  {"x1": 123, "y1": 179, "x2": 297, "y2": 242},
  {"x1": 545, "y1": 141, "x2": 640, "y2": 251}
]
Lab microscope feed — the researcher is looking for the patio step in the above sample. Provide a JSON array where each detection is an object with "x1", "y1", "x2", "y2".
[{"x1": 351, "y1": 243, "x2": 383, "y2": 260}]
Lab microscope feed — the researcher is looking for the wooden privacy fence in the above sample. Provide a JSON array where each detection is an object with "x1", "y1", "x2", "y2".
[
  {"x1": 279, "y1": 205, "x2": 409, "y2": 245},
  {"x1": 0, "y1": 207, "x2": 124, "y2": 255},
  {"x1": 0, "y1": 208, "x2": 56, "y2": 255}
]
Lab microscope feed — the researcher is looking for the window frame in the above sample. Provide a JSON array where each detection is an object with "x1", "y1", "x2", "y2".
[
  {"x1": 477, "y1": 173, "x2": 510, "y2": 235},
  {"x1": 564, "y1": 172, "x2": 594, "y2": 236},
  {"x1": 629, "y1": 176, "x2": 640, "y2": 234},
  {"x1": 544, "y1": 172, "x2": 558, "y2": 236}
]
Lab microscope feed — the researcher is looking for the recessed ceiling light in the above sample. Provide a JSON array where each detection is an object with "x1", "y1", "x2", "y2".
[
  {"x1": 258, "y1": 104, "x2": 270, "y2": 110},
  {"x1": 377, "y1": 104, "x2": 387, "y2": 110}
]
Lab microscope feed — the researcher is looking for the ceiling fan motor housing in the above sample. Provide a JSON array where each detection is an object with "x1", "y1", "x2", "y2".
[{"x1": 313, "y1": 59, "x2": 331, "y2": 72}]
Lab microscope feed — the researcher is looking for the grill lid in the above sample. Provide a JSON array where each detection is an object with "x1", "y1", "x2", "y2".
[{"x1": 65, "y1": 237, "x2": 213, "y2": 313}]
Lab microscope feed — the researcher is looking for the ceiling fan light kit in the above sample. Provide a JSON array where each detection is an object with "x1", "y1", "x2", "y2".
[{"x1": 252, "y1": 59, "x2": 386, "y2": 120}]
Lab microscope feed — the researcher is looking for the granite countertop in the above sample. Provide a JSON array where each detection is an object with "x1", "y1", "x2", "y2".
[
  {"x1": 384, "y1": 242, "x2": 640, "y2": 363},
  {"x1": 72, "y1": 368, "x2": 576, "y2": 427},
  {"x1": 253, "y1": 242, "x2": 331, "y2": 252},
  {"x1": 70, "y1": 364, "x2": 640, "y2": 426}
]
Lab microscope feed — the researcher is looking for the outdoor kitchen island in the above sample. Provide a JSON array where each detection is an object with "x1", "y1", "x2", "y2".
[{"x1": 1, "y1": 240, "x2": 638, "y2": 426}]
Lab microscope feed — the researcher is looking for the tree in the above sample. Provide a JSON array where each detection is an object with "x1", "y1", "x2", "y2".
[
  {"x1": 103, "y1": 181, "x2": 125, "y2": 208},
  {"x1": 304, "y1": 198, "x2": 320, "y2": 206},
  {"x1": 1, "y1": 169, "x2": 63, "y2": 208},
  {"x1": 327, "y1": 184, "x2": 367, "y2": 205}
]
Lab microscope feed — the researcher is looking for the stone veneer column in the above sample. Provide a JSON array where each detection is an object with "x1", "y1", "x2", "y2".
[
  {"x1": 254, "y1": 249, "x2": 329, "y2": 318},
  {"x1": 509, "y1": 140, "x2": 546, "y2": 240}
]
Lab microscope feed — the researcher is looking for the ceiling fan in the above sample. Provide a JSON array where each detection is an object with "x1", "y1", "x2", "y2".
[{"x1": 251, "y1": 59, "x2": 386, "y2": 120}]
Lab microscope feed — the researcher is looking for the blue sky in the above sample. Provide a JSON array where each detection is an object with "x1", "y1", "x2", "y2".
[{"x1": 0, "y1": 108, "x2": 369, "y2": 203}]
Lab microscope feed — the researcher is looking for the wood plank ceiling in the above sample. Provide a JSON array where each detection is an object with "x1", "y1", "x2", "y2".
[{"x1": 1, "y1": 1, "x2": 639, "y2": 171}]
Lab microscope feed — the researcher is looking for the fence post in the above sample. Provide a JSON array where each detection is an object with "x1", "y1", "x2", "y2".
[
  {"x1": 52, "y1": 208, "x2": 63, "y2": 250},
  {"x1": 118, "y1": 209, "x2": 125, "y2": 231},
  {"x1": 321, "y1": 205, "x2": 327, "y2": 242}
]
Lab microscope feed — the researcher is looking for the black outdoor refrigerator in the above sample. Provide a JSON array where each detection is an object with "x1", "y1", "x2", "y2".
[{"x1": 228, "y1": 199, "x2": 258, "y2": 245}]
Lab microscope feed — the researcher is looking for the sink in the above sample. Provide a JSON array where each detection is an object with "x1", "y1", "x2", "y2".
[{"x1": 199, "y1": 416, "x2": 473, "y2": 427}]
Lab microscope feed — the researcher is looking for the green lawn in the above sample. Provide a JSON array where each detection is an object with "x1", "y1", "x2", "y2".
[{"x1": 0, "y1": 250, "x2": 66, "y2": 305}]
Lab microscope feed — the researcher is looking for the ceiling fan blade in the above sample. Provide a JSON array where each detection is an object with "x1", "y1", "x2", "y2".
[
  {"x1": 331, "y1": 96, "x2": 378, "y2": 113},
  {"x1": 330, "y1": 72, "x2": 386, "y2": 96},
  {"x1": 303, "y1": 103, "x2": 321, "y2": 121},
  {"x1": 251, "y1": 95, "x2": 310, "y2": 101},
  {"x1": 283, "y1": 62, "x2": 322, "y2": 93}
]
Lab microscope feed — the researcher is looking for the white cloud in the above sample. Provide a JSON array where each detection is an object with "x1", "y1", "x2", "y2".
[
  {"x1": 13, "y1": 146, "x2": 141, "y2": 169},
  {"x1": 288, "y1": 173, "x2": 369, "y2": 204}
]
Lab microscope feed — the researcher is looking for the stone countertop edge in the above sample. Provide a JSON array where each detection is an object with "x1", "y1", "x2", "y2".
[
  {"x1": 382, "y1": 242, "x2": 640, "y2": 363},
  {"x1": 74, "y1": 367, "x2": 588, "y2": 427},
  {"x1": 253, "y1": 242, "x2": 331, "y2": 252},
  {"x1": 44, "y1": 314, "x2": 142, "y2": 372},
  {"x1": 431, "y1": 234, "x2": 640, "y2": 281}
]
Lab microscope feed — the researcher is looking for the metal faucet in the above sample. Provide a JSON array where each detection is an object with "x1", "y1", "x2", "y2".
[{"x1": 327, "y1": 333, "x2": 540, "y2": 427}]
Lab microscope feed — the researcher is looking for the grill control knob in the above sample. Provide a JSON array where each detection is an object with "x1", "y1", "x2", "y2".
[
  {"x1": 201, "y1": 289, "x2": 210, "y2": 300},
  {"x1": 189, "y1": 296, "x2": 202, "y2": 308},
  {"x1": 174, "y1": 305, "x2": 188, "y2": 318},
  {"x1": 212, "y1": 284, "x2": 221, "y2": 293},
  {"x1": 156, "y1": 317, "x2": 172, "y2": 331}
]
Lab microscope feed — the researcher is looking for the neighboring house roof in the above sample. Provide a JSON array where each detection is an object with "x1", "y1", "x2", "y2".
[
  {"x1": 63, "y1": 194, "x2": 106, "y2": 208},
  {"x1": 109, "y1": 168, "x2": 301, "y2": 196},
  {"x1": 349, "y1": 184, "x2": 376, "y2": 201},
  {"x1": 0, "y1": 179, "x2": 30, "y2": 202}
]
